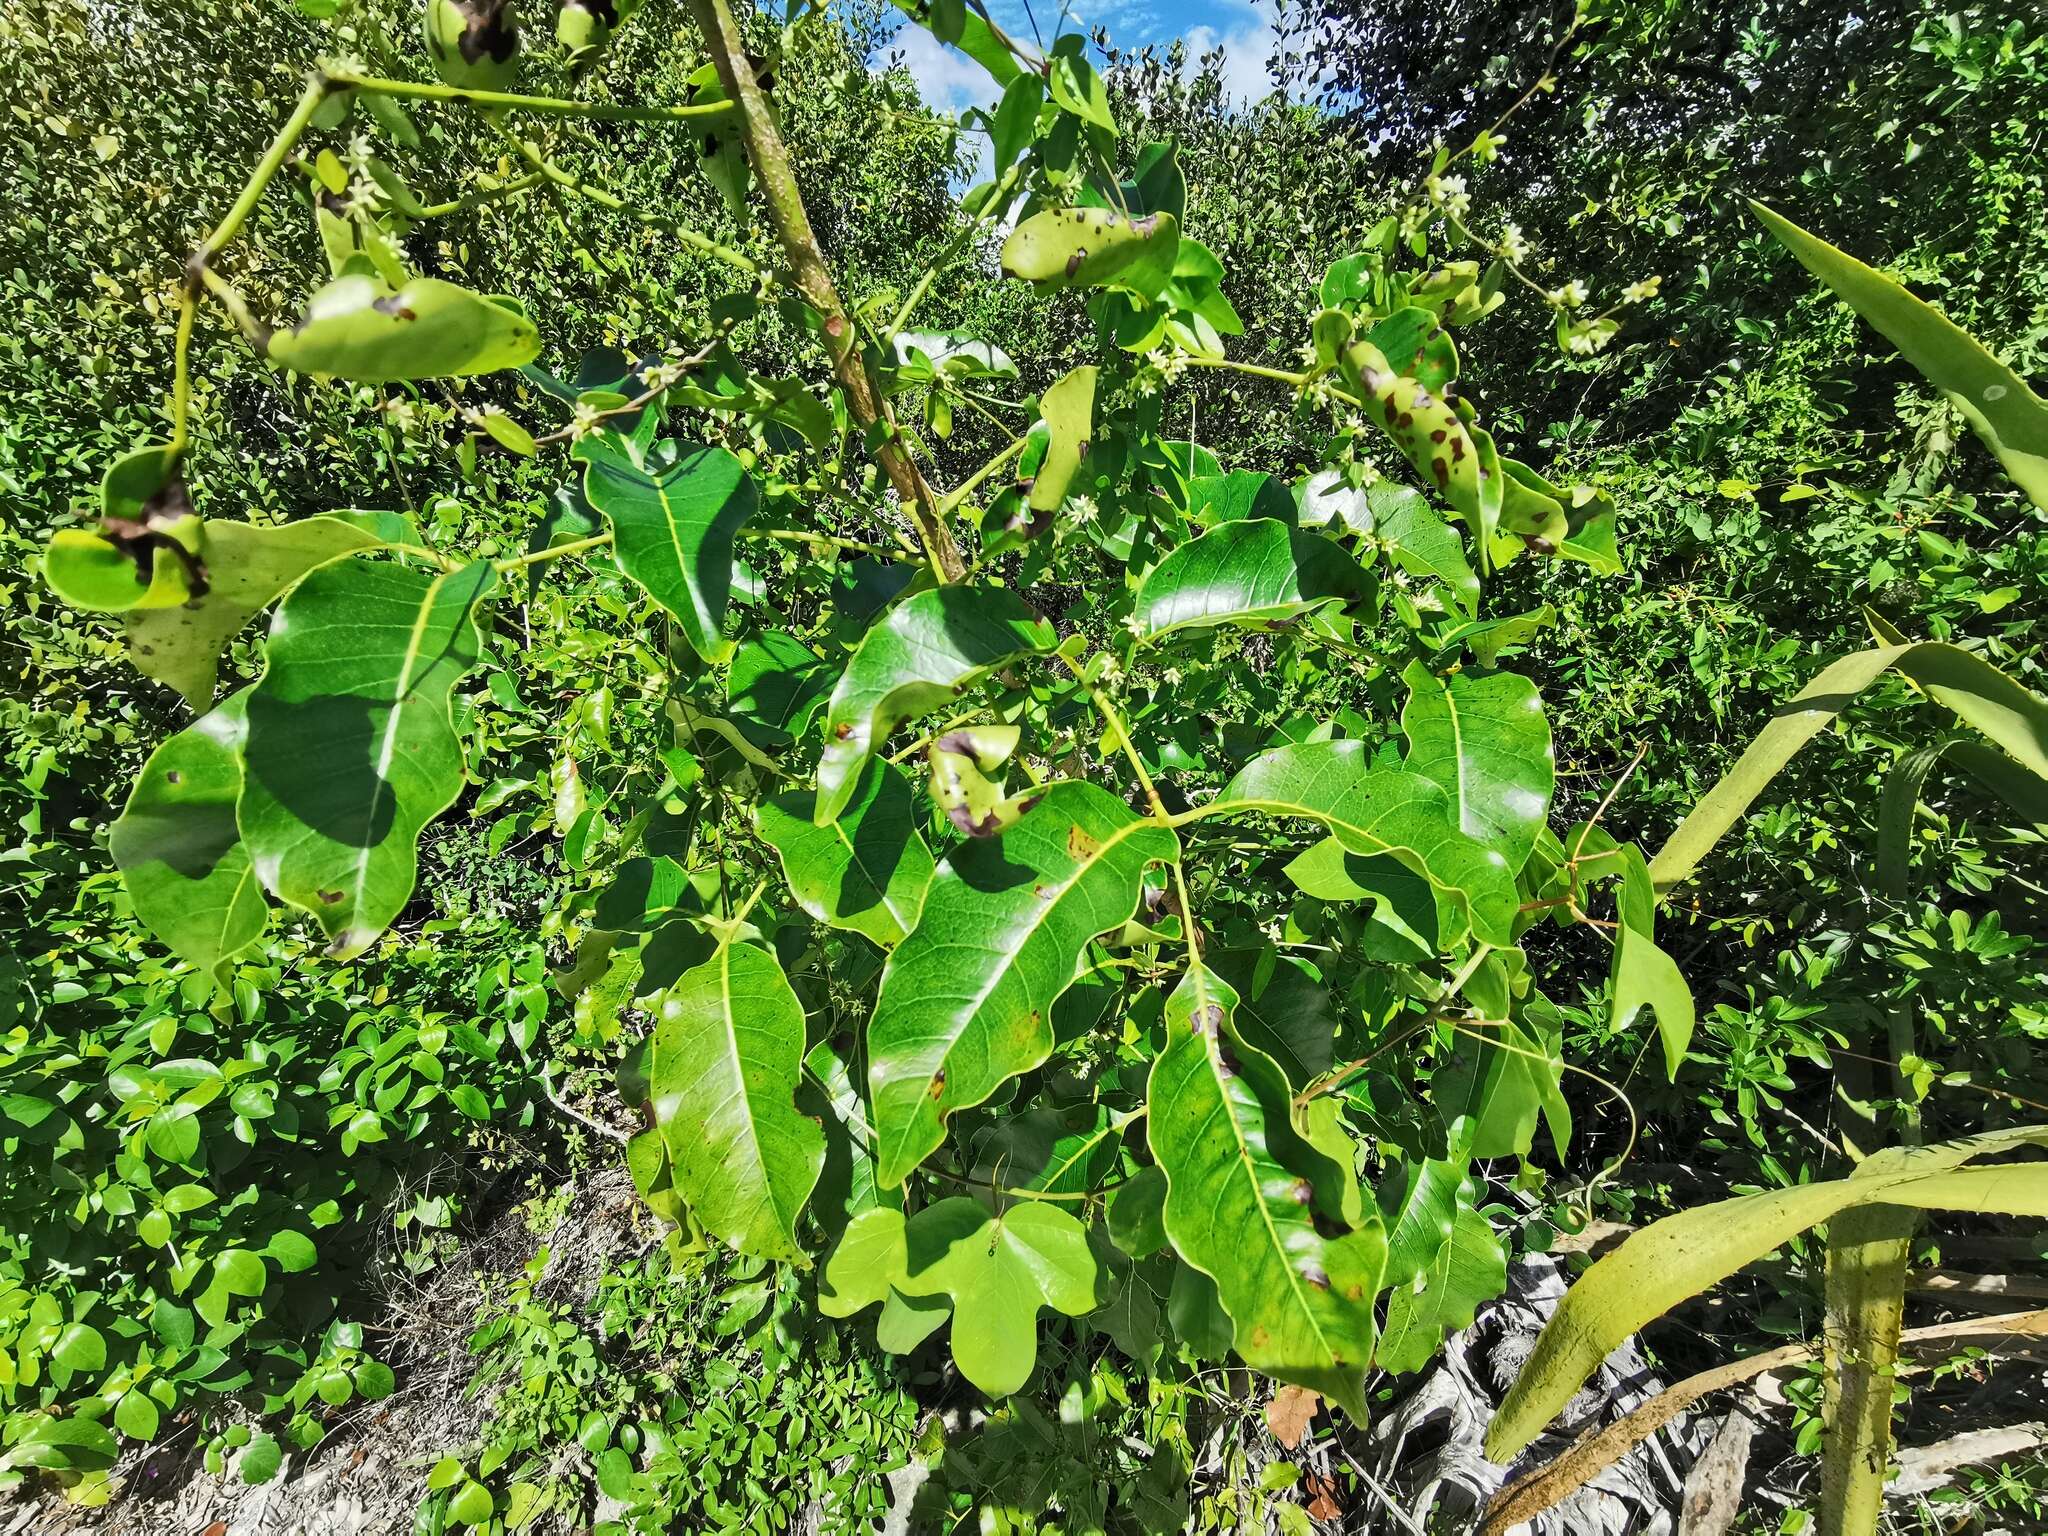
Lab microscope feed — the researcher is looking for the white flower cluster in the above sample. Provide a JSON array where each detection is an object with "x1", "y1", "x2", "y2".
[
  {"x1": 1547, "y1": 279, "x2": 1588, "y2": 309},
  {"x1": 1498, "y1": 222, "x2": 1530, "y2": 265},
  {"x1": 641, "y1": 358, "x2": 691, "y2": 392},
  {"x1": 1621, "y1": 275, "x2": 1662, "y2": 305},
  {"x1": 570, "y1": 401, "x2": 606, "y2": 439},
  {"x1": 1425, "y1": 172, "x2": 1472, "y2": 221}
]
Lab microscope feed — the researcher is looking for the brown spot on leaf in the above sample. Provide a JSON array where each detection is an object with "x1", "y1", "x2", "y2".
[
  {"x1": 833, "y1": 722, "x2": 853, "y2": 740},
  {"x1": 927, "y1": 1070, "x2": 945, "y2": 1100},
  {"x1": 1299, "y1": 1260, "x2": 1330, "y2": 1290},
  {"x1": 1190, "y1": 1003, "x2": 1223, "y2": 1037},
  {"x1": 1066, "y1": 823, "x2": 1100, "y2": 859},
  {"x1": 318, "y1": 889, "x2": 344, "y2": 905},
  {"x1": 164, "y1": 770, "x2": 182, "y2": 785}
]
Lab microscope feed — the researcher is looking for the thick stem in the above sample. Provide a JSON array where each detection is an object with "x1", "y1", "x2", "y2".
[{"x1": 682, "y1": 0, "x2": 965, "y2": 582}]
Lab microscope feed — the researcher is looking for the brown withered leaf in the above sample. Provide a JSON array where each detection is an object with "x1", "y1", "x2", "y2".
[{"x1": 1265, "y1": 1383, "x2": 1321, "y2": 1449}]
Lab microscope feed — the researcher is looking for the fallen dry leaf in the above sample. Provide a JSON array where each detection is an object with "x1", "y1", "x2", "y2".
[
  {"x1": 1305, "y1": 1470, "x2": 1343, "y2": 1521},
  {"x1": 1265, "y1": 1383, "x2": 1320, "y2": 1449}
]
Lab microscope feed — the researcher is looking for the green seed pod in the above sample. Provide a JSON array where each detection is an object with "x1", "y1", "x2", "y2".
[
  {"x1": 422, "y1": 0, "x2": 521, "y2": 92},
  {"x1": 47, "y1": 450, "x2": 208, "y2": 613},
  {"x1": 267, "y1": 274, "x2": 541, "y2": 383},
  {"x1": 555, "y1": 0, "x2": 645, "y2": 62}
]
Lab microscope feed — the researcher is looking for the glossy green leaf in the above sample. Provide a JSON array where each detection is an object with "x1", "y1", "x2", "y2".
[
  {"x1": 1208, "y1": 950, "x2": 1335, "y2": 1090},
  {"x1": 1649, "y1": 626, "x2": 2048, "y2": 893},
  {"x1": 267, "y1": 274, "x2": 540, "y2": 381},
  {"x1": 1202, "y1": 741, "x2": 1517, "y2": 948},
  {"x1": 756, "y1": 758, "x2": 933, "y2": 947},
  {"x1": 1488, "y1": 1126, "x2": 2048, "y2": 1461},
  {"x1": 1609, "y1": 846, "x2": 1694, "y2": 1078},
  {"x1": 1132, "y1": 519, "x2": 1372, "y2": 643},
  {"x1": 813, "y1": 586, "x2": 1056, "y2": 826},
  {"x1": 110, "y1": 692, "x2": 266, "y2": 976},
  {"x1": 867, "y1": 782, "x2": 1176, "y2": 1185},
  {"x1": 1752, "y1": 201, "x2": 2048, "y2": 510},
  {"x1": 575, "y1": 433, "x2": 757, "y2": 663},
  {"x1": 1108, "y1": 1165, "x2": 1168, "y2": 1258},
  {"x1": 1029, "y1": 365, "x2": 1097, "y2": 515},
  {"x1": 238, "y1": 558, "x2": 498, "y2": 959},
  {"x1": 125, "y1": 515, "x2": 391, "y2": 708},
  {"x1": 639, "y1": 940, "x2": 822, "y2": 1264},
  {"x1": 1001, "y1": 208, "x2": 1180, "y2": 299},
  {"x1": 1147, "y1": 964, "x2": 1385, "y2": 1418},
  {"x1": 885, "y1": 0, "x2": 1022, "y2": 86},
  {"x1": 1400, "y1": 661, "x2": 1553, "y2": 874}
]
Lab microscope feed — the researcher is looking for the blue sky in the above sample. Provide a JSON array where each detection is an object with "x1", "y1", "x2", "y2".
[{"x1": 879, "y1": 0, "x2": 1282, "y2": 124}]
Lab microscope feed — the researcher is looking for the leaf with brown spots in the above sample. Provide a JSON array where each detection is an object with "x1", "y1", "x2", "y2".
[{"x1": 867, "y1": 782, "x2": 1175, "y2": 1186}]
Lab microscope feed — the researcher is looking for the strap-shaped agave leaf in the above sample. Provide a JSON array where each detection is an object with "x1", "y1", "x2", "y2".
[
  {"x1": 1148, "y1": 964, "x2": 1386, "y2": 1419},
  {"x1": 1399, "y1": 660, "x2": 1553, "y2": 876},
  {"x1": 813, "y1": 586, "x2": 1056, "y2": 827},
  {"x1": 422, "y1": 0, "x2": 520, "y2": 91},
  {"x1": 638, "y1": 939, "x2": 824, "y2": 1265},
  {"x1": 1028, "y1": 365, "x2": 1097, "y2": 515},
  {"x1": 125, "y1": 516, "x2": 399, "y2": 708},
  {"x1": 1001, "y1": 207, "x2": 1181, "y2": 300},
  {"x1": 1752, "y1": 200, "x2": 2048, "y2": 512},
  {"x1": 267, "y1": 274, "x2": 540, "y2": 383},
  {"x1": 109, "y1": 691, "x2": 266, "y2": 976},
  {"x1": 574, "y1": 434, "x2": 757, "y2": 663},
  {"x1": 237, "y1": 557, "x2": 498, "y2": 959},
  {"x1": 867, "y1": 782, "x2": 1177, "y2": 1186},
  {"x1": 1487, "y1": 1126, "x2": 2048, "y2": 1462},
  {"x1": 1338, "y1": 336, "x2": 1504, "y2": 570},
  {"x1": 1132, "y1": 518, "x2": 1372, "y2": 642},
  {"x1": 1198, "y1": 741, "x2": 1517, "y2": 948},
  {"x1": 820, "y1": 1199, "x2": 1097, "y2": 1397},
  {"x1": 756, "y1": 758, "x2": 933, "y2": 947},
  {"x1": 1650, "y1": 618, "x2": 2048, "y2": 892}
]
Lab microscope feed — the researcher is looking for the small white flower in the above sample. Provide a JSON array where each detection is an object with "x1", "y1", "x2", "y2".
[
  {"x1": 570, "y1": 401, "x2": 605, "y2": 439},
  {"x1": 641, "y1": 360, "x2": 688, "y2": 392},
  {"x1": 1144, "y1": 346, "x2": 1188, "y2": 385},
  {"x1": 1499, "y1": 222, "x2": 1530, "y2": 265},
  {"x1": 1426, "y1": 173, "x2": 1471, "y2": 220},
  {"x1": 1622, "y1": 274, "x2": 1662, "y2": 305},
  {"x1": 1549, "y1": 280, "x2": 1588, "y2": 309},
  {"x1": 1471, "y1": 128, "x2": 1506, "y2": 163},
  {"x1": 1565, "y1": 329, "x2": 1600, "y2": 356}
]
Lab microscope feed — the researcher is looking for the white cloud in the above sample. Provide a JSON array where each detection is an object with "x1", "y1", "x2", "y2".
[
  {"x1": 879, "y1": 24, "x2": 1002, "y2": 118},
  {"x1": 1182, "y1": 0, "x2": 1282, "y2": 108}
]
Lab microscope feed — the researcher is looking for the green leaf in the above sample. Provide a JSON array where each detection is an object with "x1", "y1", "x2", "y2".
[
  {"x1": 758, "y1": 760, "x2": 933, "y2": 947},
  {"x1": 1108, "y1": 1165, "x2": 1168, "y2": 1258},
  {"x1": 1202, "y1": 742, "x2": 1518, "y2": 948},
  {"x1": 114, "y1": 1389, "x2": 161, "y2": 1442},
  {"x1": 110, "y1": 692, "x2": 267, "y2": 975},
  {"x1": 447, "y1": 1480, "x2": 494, "y2": 1525},
  {"x1": 238, "y1": 557, "x2": 498, "y2": 959},
  {"x1": 46, "y1": 511, "x2": 205, "y2": 613},
  {"x1": 262, "y1": 1229, "x2": 318, "y2": 1273},
  {"x1": 813, "y1": 586, "x2": 1056, "y2": 826},
  {"x1": 1047, "y1": 39, "x2": 1115, "y2": 131},
  {"x1": 1399, "y1": 661, "x2": 1553, "y2": 874},
  {"x1": 1375, "y1": 1202, "x2": 1504, "y2": 1374},
  {"x1": 124, "y1": 515, "x2": 393, "y2": 708},
  {"x1": 884, "y1": 0, "x2": 1021, "y2": 86},
  {"x1": 1609, "y1": 847, "x2": 1694, "y2": 1078},
  {"x1": 1649, "y1": 625, "x2": 2048, "y2": 893},
  {"x1": 820, "y1": 1200, "x2": 1099, "y2": 1396},
  {"x1": 1147, "y1": 964, "x2": 1386, "y2": 1419},
  {"x1": 52, "y1": 1322, "x2": 106, "y2": 1372},
  {"x1": 1001, "y1": 208, "x2": 1181, "y2": 299},
  {"x1": 268, "y1": 275, "x2": 540, "y2": 381},
  {"x1": 1432, "y1": 604, "x2": 1557, "y2": 667},
  {"x1": 1487, "y1": 1126, "x2": 2048, "y2": 1461},
  {"x1": 1378, "y1": 1155, "x2": 1466, "y2": 1289},
  {"x1": 867, "y1": 781, "x2": 1176, "y2": 1186},
  {"x1": 1029, "y1": 365, "x2": 1097, "y2": 515},
  {"x1": 1751, "y1": 201, "x2": 2048, "y2": 511},
  {"x1": 1, "y1": 1414, "x2": 120, "y2": 1472},
  {"x1": 639, "y1": 940, "x2": 823, "y2": 1264},
  {"x1": 1283, "y1": 841, "x2": 1439, "y2": 963},
  {"x1": 1208, "y1": 950, "x2": 1335, "y2": 1090},
  {"x1": 1133, "y1": 520, "x2": 1373, "y2": 643},
  {"x1": 1433, "y1": 1006, "x2": 1569, "y2": 1160},
  {"x1": 575, "y1": 434, "x2": 757, "y2": 663}
]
